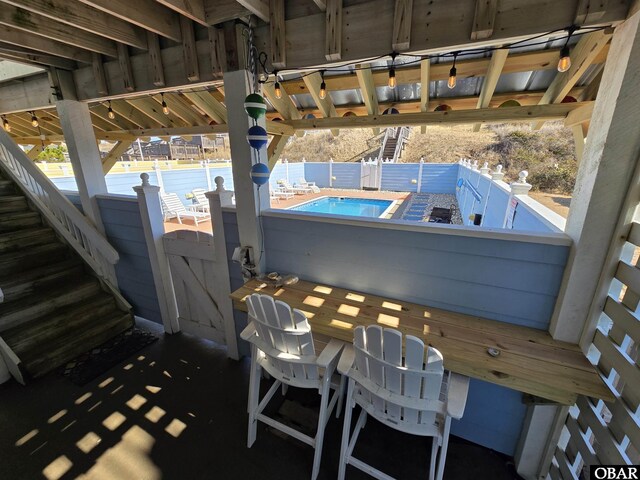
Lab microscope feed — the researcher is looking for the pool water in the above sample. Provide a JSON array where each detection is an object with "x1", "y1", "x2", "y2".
[{"x1": 289, "y1": 197, "x2": 393, "y2": 218}]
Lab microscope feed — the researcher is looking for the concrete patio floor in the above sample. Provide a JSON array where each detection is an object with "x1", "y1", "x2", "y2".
[{"x1": 0, "y1": 319, "x2": 522, "y2": 480}]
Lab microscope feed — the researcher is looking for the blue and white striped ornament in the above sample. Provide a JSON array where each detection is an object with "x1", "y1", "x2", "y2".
[
  {"x1": 250, "y1": 162, "x2": 270, "y2": 186},
  {"x1": 244, "y1": 93, "x2": 267, "y2": 119},
  {"x1": 247, "y1": 125, "x2": 268, "y2": 150}
]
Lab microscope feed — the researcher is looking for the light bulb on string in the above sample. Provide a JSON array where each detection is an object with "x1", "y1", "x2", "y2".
[
  {"x1": 447, "y1": 52, "x2": 459, "y2": 89},
  {"x1": 31, "y1": 112, "x2": 39, "y2": 128},
  {"x1": 273, "y1": 71, "x2": 282, "y2": 99},
  {"x1": 107, "y1": 101, "x2": 115, "y2": 120},
  {"x1": 161, "y1": 93, "x2": 169, "y2": 115},
  {"x1": 2, "y1": 116, "x2": 10, "y2": 133},
  {"x1": 388, "y1": 52, "x2": 397, "y2": 89},
  {"x1": 319, "y1": 70, "x2": 327, "y2": 99},
  {"x1": 558, "y1": 26, "x2": 576, "y2": 72}
]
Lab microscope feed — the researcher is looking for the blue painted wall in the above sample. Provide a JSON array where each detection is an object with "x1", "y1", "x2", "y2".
[
  {"x1": 64, "y1": 192, "x2": 162, "y2": 324},
  {"x1": 332, "y1": 163, "x2": 361, "y2": 189},
  {"x1": 512, "y1": 203, "x2": 556, "y2": 232},
  {"x1": 304, "y1": 163, "x2": 331, "y2": 187},
  {"x1": 421, "y1": 164, "x2": 458, "y2": 194},
  {"x1": 381, "y1": 163, "x2": 420, "y2": 192}
]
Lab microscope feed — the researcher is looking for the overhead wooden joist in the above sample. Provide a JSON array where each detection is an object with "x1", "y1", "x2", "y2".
[
  {"x1": 303, "y1": 71, "x2": 339, "y2": 135},
  {"x1": 283, "y1": 102, "x2": 591, "y2": 131},
  {"x1": 473, "y1": 48, "x2": 509, "y2": 131}
]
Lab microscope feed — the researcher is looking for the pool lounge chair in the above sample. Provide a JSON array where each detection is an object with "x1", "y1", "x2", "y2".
[
  {"x1": 271, "y1": 187, "x2": 295, "y2": 200},
  {"x1": 190, "y1": 188, "x2": 210, "y2": 213},
  {"x1": 161, "y1": 192, "x2": 210, "y2": 225},
  {"x1": 296, "y1": 177, "x2": 321, "y2": 193},
  {"x1": 279, "y1": 179, "x2": 313, "y2": 194}
]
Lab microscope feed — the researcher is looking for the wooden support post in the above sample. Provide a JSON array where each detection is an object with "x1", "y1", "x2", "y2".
[
  {"x1": 571, "y1": 124, "x2": 587, "y2": 164},
  {"x1": 303, "y1": 71, "x2": 339, "y2": 136},
  {"x1": 116, "y1": 44, "x2": 135, "y2": 92},
  {"x1": 208, "y1": 26, "x2": 226, "y2": 79},
  {"x1": 180, "y1": 17, "x2": 200, "y2": 82},
  {"x1": 56, "y1": 100, "x2": 108, "y2": 231},
  {"x1": 325, "y1": 0, "x2": 342, "y2": 61},
  {"x1": 355, "y1": 63, "x2": 380, "y2": 135},
  {"x1": 102, "y1": 139, "x2": 134, "y2": 174},
  {"x1": 269, "y1": 0, "x2": 286, "y2": 68},
  {"x1": 206, "y1": 179, "x2": 239, "y2": 360},
  {"x1": 550, "y1": 10, "x2": 640, "y2": 344},
  {"x1": 147, "y1": 32, "x2": 166, "y2": 87},
  {"x1": 473, "y1": 48, "x2": 509, "y2": 132},
  {"x1": 267, "y1": 134, "x2": 290, "y2": 170},
  {"x1": 133, "y1": 173, "x2": 180, "y2": 334},
  {"x1": 92, "y1": 53, "x2": 109, "y2": 96},
  {"x1": 223, "y1": 70, "x2": 269, "y2": 275},
  {"x1": 392, "y1": 0, "x2": 413, "y2": 51},
  {"x1": 26, "y1": 145, "x2": 44, "y2": 160},
  {"x1": 420, "y1": 59, "x2": 430, "y2": 134},
  {"x1": 471, "y1": 0, "x2": 499, "y2": 40}
]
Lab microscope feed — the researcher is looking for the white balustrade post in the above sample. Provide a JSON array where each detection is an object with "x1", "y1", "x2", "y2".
[
  {"x1": 510, "y1": 170, "x2": 532, "y2": 196},
  {"x1": 360, "y1": 159, "x2": 365, "y2": 189},
  {"x1": 205, "y1": 176, "x2": 238, "y2": 359},
  {"x1": 417, "y1": 159, "x2": 424, "y2": 193},
  {"x1": 133, "y1": 173, "x2": 179, "y2": 334},
  {"x1": 205, "y1": 164, "x2": 212, "y2": 191},
  {"x1": 153, "y1": 165, "x2": 165, "y2": 193},
  {"x1": 480, "y1": 161, "x2": 490, "y2": 176},
  {"x1": 491, "y1": 164, "x2": 505, "y2": 181},
  {"x1": 284, "y1": 159, "x2": 289, "y2": 183},
  {"x1": 329, "y1": 159, "x2": 334, "y2": 187}
]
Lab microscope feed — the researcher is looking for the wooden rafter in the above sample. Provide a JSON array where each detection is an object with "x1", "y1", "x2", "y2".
[
  {"x1": 420, "y1": 58, "x2": 429, "y2": 134},
  {"x1": 0, "y1": 0, "x2": 148, "y2": 50},
  {"x1": 92, "y1": 104, "x2": 139, "y2": 130},
  {"x1": 392, "y1": 0, "x2": 413, "y2": 51},
  {"x1": 155, "y1": 93, "x2": 209, "y2": 126},
  {"x1": 180, "y1": 17, "x2": 200, "y2": 82},
  {"x1": 574, "y1": 0, "x2": 607, "y2": 25},
  {"x1": 92, "y1": 53, "x2": 109, "y2": 96},
  {"x1": 0, "y1": 24, "x2": 92, "y2": 63},
  {"x1": 282, "y1": 103, "x2": 591, "y2": 131},
  {"x1": 102, "y1": 138, "x2": 135, "y2": 173},
  {"x1": 267, "y1": 134, "x2": 290, "y2": 169},
  {"x1": 471, "y1": 0, "x2": 499, "y2": 40},
  {"x1": 236, "y1": 0, "x2": 269, "y2": 22},
  {"x1": 183, "y1": 90, "x2": 227, "y2": 124},
  {"x1": 355, "y1": 63, "x2": 379, "y2": 134},
  {"x1": 325, "y1": 0, "x2": 342, "y2": 61},
  {"x1": 0, "y1": 46, "x2": 75, "y2": 70},
  {"x1": 147, "y1": 32, "x2": 165, "y2": 87},
  {"x1": 110, "y1": 99, "x2": 161, "y2": 129},
  {"x1": 78, "y1": 0, "x2": 181, "y2": 41},
  {"x1": 269, "y1": 0, "x2": 286, "y2": 68},
  {"x1": 126, "y1": 97, "x2": 186, "y2": 128},
  {"x1": 262, "y1": 80, "x2": 300, "y2": 121},
  {"x1": 533, "y1": 30, "x2": 612, "y2": 129},
  {"x1": 204, "y1": 0, "x2": 250, "y2": 25},
  {"x1": 303, "y1": 71, "x2": 339, "y2": 136},
  {"x1": 473, "y1": 48, "x2": 509, "y2": 132},
  {"x1": 157, "y1": 0, "x2": 207, "y2": 26},
  {"x1": 0, "y1": 4, "x2": 118, "y2": 57}
]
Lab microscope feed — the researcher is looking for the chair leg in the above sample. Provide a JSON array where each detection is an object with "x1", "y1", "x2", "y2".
[
  {"x1": 247, "y1": 346, "x2": 261, "y2": 448},
  {"x1": 338, "y1": 379, "x2": 355, "y2": 480},
  {"x1": 429, "y1": 437, "x2": 438, "y2": 480},
  {"x1": 282, "y1": 383, "x2": 288, "y2": 396},
  {"x1": 311, "y1": 376, "x2": 332, "y2": 480},
  {"x1": 336, "y1": 374, "x2": 346, "y2": 419},
  {"x1": 435, "y1": 416, "x2": 452, "y2": 480}
]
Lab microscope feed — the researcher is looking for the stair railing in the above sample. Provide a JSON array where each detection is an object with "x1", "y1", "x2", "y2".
[
  {"x1": 0, "y1": 130, "x2": 119, "y2": 285},
  {"x1": 391, "y1": 126, "x2": 410, "y2": 162},
  {"x1": 376, "y1": 128, "x2": 392, "y2": 162}
]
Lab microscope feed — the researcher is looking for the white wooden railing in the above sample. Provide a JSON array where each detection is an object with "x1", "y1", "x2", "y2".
[{"x1": 0, "y1": 129, "x2": 119, "y2": 285}]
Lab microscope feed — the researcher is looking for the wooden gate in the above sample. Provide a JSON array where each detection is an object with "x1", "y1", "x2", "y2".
[
  {"x1": 361, "y1": 161, "x2": 381, "y2": 189},
  {"x1": 162, "y1": 229, "x2": 235, "y2": 347}
]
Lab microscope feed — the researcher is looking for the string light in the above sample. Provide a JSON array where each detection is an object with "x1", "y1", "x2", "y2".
[
  {"x1": 161, "y1": 93, "x2": 169, "y2": 115},
  {"x1": 107, "y1": 100, "x2": 115, "y2": 119},
  {"x1": 274, "y1": 71, "x2": 282, "y2": 99},
  {"x1": 30, "y1": 111, "x2": 38, "y2": 128},
  {"x1": 319, "y1": 70, "x2": 327, "y2": 99},
  {"x1": 558, "y1": 26, "x2": 576, "y2": 72},
  {"x1": 388, "y1": 52, "x2": 397, "y2": 89},
  {"x1": 2, "y1": 116, "x2": 10, "y2": 133},
  {"x1": 448, "y1": 52, "x2": 459, "y2": 89}
]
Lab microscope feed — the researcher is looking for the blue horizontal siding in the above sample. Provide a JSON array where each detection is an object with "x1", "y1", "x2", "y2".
[
  {"x1": 512, "y1": 203, "x2": 554, "y2": 233},
  {"x1": 482, "y1": 187, "x2": 510, "y2": 228},
  {"x1": 332, "y1": 163, "x2": 361, "y2": 189},
  {"x1": 304, "y1": 163, "x2": 330, "y2": 187},
  {"x1": 421, "y1": 164, "x2": 458, "y2": 194},
  {"x1": 381, "y1": 164, "x2": 420, "y2": 192}
]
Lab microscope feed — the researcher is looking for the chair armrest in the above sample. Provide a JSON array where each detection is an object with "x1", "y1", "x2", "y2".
[
  {"x1": 240, "y1": 322, "x2": 257, "y2": 341},
  {"x1": 185, "y1": 205, "x2": 200, "y2": 212},
  {"x1": 317, "y1": 338, "x2": 345, "y2": 368},
  {"x1": 337, "y1": 344, "x2": 356, "y2": 375},
  {"x1": 446, "y1": 373, "x2": 470, "y2": 419}
]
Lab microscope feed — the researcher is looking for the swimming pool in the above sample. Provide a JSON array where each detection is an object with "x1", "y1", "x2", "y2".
[{"x1": 288, "y1": 197, "x2": 395, "y2": 218}]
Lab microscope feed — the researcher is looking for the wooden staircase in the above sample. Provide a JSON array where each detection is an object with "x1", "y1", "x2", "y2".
[{"x1": 0, "y1": 170, "x2": 134, "y2": 382}]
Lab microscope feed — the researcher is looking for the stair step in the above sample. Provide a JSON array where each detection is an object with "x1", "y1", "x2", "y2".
[
  {"x1": 3, "y1": 293, "x2": 117, "y2": 356},
  {"x1": 0, "y1": 180, "x2": 15, "y2": 195},
  {"x1": 0, "y1": 211, "x2": 41, "y2": 233},
  {"x1": 0, "y1": 242, "x2": 68, "y2": 275},
  {"x1": 0, "y1": 227, "x2": 56, "y2": 254},
  {"x1": 0, "y1": 258, "x2": 84, "y2": 303},
  {"x1": 0, "y1": 196, "x2": 28, "y2": 214},
  {"x1": 0, "y1": 278, "x2": 101, "y2": 332},
  {"x1": 23, "y1": 311, "x2": 134, "y2": 378}
]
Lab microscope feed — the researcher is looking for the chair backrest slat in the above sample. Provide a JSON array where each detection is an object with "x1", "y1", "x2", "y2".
[
  {"x1": 192, "y1": 188, "x2": 208, "y2": 206},
  {"x1": 365, "y1": 326, "x2": 385, "y2": 414},
  {"x1": 403, "y1": 335, "x2": 425, "y2": 424},
  {"x1": 161, "y1": 193, "x2": 187, "y2": 214},
  {"x1": 383, "y1": 328, "x2": 402, "y2": 420}
]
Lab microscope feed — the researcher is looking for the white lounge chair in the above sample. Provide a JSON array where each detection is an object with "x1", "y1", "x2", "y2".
[
  {"x1": 241, "y1": 293, "x2": 346, "y2": 480},
  {"x1": 190, "y1": 188, "x2": 210, "y2": 213},
  {"x1": 279, "y1": 179, "x2": 313, "y2": 194},
  {"x1": 337, "y1": 325, "x2": 470, "y2": 480},
  {"x1": 296, "y1": 177, "x2": 321, "y2": 193},
  {"x1": 160, "y1": 192, "x2": 210, "y2": 225},
  {"x1": 271, "y1": 186, "x2": 294, "y2": 200}
]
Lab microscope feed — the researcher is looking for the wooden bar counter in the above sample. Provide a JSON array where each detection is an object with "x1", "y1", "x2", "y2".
[{"x1": 231, "y1": 278, "x2": 613, "y2": 405}]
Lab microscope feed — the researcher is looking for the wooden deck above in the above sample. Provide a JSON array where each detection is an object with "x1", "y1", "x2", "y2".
[{"x1": 231, "y1": 279, "x2": 613, "y2": 405}]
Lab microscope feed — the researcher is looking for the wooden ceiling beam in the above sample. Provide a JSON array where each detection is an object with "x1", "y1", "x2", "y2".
[
  {"x1": 110, "y1": 99, "x2": 162, "y2": 129},
  {"x1": 303, "y1": 71, "x2": 339, "y2": 135},
  {"x1": 157, "y1": 0, "x2": 207, "y2": 26},
  {"x1": 574, "y1": 0, "x2": 608, "y2": 25},
  {"x1": 0, "y1": 47, "x2": 75, "y2": 70},
  {"x1": 0, "y1": 4, "x2": 119, "y2": 57},
  {"x1": 283, "y1": 102, "x2": 591, "y2": 131},
  {"x1": 0, "y1": 0, "x2": 148, "y2": 50},
  {"x1": 269, "y1": 0, "x2": 286, "y2": 68},
  {"x1": 355, "y1": 63, "x2": 379, "y2": 134},
  {"x1": 182, "y1": 90, "x2": 227, "y2": 123},
  {"x1": 392, "y1": 0, "x2": 413, "y2": 51},
  {"x1": 278, "y1": 46, "x2": 610, "y2": 94},
  {"x1": 419, "y1": 58, "x2": 429, "y2": 134},
  {"x1": 78, "y1": 0, "x2": 182, "y2": 42},
  {"x1": 471, "y1": 0, "x2": 498, "y2": 40},
  {"x1": 312, "y1": 0, "x2": 327, "y2": 10},
  {"x1": 473, "y1": 48, "x2": 509, "y2": 131},
  {"x1": 102, "y1": 138, "x2": 135, "y2": 173},
  {"x1": 125, "y1": 97, "x2": 187, "y2": 128},
  {"x1": 0, "y1": 24, "x2": 92, "y2": 63},
  {"x1": 533, "y1": 30, "x2": 612, "y2": 129},
  {"x1": 204, "y1": 0, "x2": 250, "y2": 25},
  {"x1": 262, "y1": 80, "x2": 301, "y2": 120},
  {"x1": 155, "y1": 93, "x2": 209, "y2": 126},
  {"x1": 267, "y1": 134, "x2": 290, "y2": 169},
  {"x1": 236, "y1": 0, "x2": 269, "y2": 22},
  {"x1": 325, "y1": 0, "x2": 342, "y2": 61},
  {"x1": 91, "y1": 103, "x2": 139, "y2": 130}
]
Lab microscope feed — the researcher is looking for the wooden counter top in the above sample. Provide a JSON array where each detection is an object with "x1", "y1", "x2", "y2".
[{"x1": 231, "y1": 279, "x2": 613, "y2": 405}]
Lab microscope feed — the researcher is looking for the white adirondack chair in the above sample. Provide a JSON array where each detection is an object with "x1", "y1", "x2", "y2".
[
  {"x1": 160, "y1": 192, "x2": 210, "y2": 225},
  {"x1": 337, "y1": 325, "x2": 470, "y2": 480},
  {"x1": 241, "y1": 293, "x2": 346, "y2": 480},
  {"x1": 190, "y1": 188, "x2": 210, "y2": 213}
]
